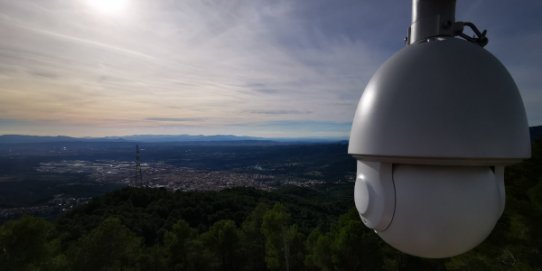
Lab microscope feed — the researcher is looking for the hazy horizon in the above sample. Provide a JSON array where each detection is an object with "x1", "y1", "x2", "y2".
[
  {"x1": 1, "y1": 0, "x2": 541, "y2": 138},
  {"x1": 0, "y1": 133, "x2": 350, "y2": 141}
]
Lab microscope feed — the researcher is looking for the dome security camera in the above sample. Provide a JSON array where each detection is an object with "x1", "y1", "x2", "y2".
[{"x1": 348, "y1": 0, "x2": 531, "y2": 258}]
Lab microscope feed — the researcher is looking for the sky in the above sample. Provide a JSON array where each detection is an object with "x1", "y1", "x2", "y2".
[{"x1": 0, "y1": 0, "x2": 540, "y2": 138}]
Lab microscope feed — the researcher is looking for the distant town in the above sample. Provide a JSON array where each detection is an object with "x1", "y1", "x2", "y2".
[
  {"x1": 1, "y1": 159, "x2": 335, "y2": 220},
  {"x1": 0, "y1": 140, "x2": 355, "y2": 220},
  {"x1": 36, "y1": 159, "x2": 328, "y2": 191}
]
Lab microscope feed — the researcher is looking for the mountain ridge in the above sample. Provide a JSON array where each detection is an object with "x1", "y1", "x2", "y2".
[
  {"x1": 0, "y1": 134, "x2": 346, "y2": 144},
  {"x1": 2, "y1": 125, "x2": 539, "y2": 144}
]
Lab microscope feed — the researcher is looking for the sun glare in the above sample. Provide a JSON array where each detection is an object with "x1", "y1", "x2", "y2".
[{"x1": 85, "y1": 0, "x2": 128, "y2": 15}]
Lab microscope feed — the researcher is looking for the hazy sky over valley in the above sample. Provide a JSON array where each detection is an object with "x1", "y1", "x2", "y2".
[{"x1": 0, "y1": 0, "x2": 540, "y2": 138}]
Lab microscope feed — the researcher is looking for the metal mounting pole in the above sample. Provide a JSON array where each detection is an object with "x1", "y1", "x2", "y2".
[
  {"x1": 408, "y1": 0, "x2": 456, "y2": 44},
  {"x1": 408, "y1": 0, "x2": 488, "y2": 47}
]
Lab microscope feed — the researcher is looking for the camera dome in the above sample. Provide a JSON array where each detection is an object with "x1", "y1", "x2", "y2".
[
  {"x1": 348, "y1": 38, "x2": 530, "y2": 258},
  {"x1": 348, "y1": 38, "x2": 530, "y2": 165},
  {"x1": 354, "y1": 161, "x2": 506, "y2": 258},
  {"x1": 378, "y1": 164, "x2": 504, "y2": 258}
]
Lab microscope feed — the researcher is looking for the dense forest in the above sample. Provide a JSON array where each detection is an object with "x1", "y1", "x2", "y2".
[{"x1": 0, "y1": 140, "x2": 541, "y2": 271}]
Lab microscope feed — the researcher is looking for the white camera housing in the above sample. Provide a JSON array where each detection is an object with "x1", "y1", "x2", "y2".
[{"x1": 348, "y1": 37, "x2": 530, "y2": 258}]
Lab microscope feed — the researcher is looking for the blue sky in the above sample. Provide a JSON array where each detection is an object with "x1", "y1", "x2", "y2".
[{"x1": 0, "y1": 0, "x2": 540, "y2": 138}]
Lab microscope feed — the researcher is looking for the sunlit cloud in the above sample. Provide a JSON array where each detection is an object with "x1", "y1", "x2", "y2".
[{"x1": 84, "y1": 0, "x2": 129, "y2": 16}]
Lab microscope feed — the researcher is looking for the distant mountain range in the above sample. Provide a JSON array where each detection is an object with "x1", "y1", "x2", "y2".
[
  {"x1": 1, "y1": 126, "x2": 539, "y2": 144},
  {"x1": 0, "y1": 135, "x2": 123, "y2": 144},
  {"x1": 121, "y1": 134, "x2": 262, "y2": 142},
  {"x1": 0, "y1": 134, "x2": 345, "y2": 144},
  {"x1": 0, "y1": 134, "x2": 257, "y2": 144}
]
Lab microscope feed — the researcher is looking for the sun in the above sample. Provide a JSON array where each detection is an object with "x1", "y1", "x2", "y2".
[{"x1": 85, "y1": 0, "x2": 129, "y2": 15}]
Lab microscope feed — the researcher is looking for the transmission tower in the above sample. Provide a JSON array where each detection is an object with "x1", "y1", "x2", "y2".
[{"x1": 134, "y1": 144, "x2": 143, "y2": 187}]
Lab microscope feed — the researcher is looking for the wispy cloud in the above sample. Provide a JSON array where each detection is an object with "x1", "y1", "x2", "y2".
[
  {"x1": 146, "y1": 117, "x2": 203, "y2": 122},
  {"x1": 250, "y1": 110, "x2": 311, "y2": 115},
  {"x1": 4, "y1": 19, "x2": 156, "y2": 60}
]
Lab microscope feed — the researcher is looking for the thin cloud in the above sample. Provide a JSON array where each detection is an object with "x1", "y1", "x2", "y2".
[
  {"x1": 146, "y1": 117, "x2": 203, "y2": 122},
  {"x1": 0, "y1": 12, "x2": 156, "y2": 61},
  {"x1": 250, "y1": 110, "x2": 311, "y2": 115}
]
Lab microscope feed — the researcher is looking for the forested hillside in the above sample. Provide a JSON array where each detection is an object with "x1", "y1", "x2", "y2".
[{"x1": 1, "y1": 140, "x2": 541, "y2": 271}]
